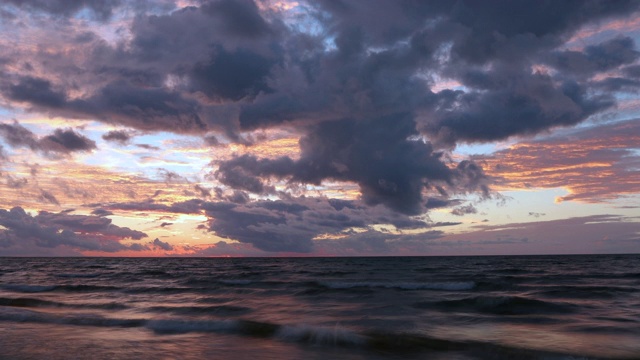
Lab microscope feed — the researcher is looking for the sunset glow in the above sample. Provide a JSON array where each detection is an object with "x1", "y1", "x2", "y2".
[{"x1": 1, "y1": 0, "x2": 639, "y2": 257}]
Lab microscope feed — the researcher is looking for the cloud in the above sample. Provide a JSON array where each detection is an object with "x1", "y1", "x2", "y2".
[
  {"x1": 38, "y1": 189, "x2": 60, "y2": 206},
  {"x1": 436, "y1": 214, "x2": 640, "y2": 255},
  {"x1": 0, "y1": 121, "x2": 96, "y2": 155},
  {"x1": 189, "y1": 45, "x2": 276, "y2": 101},
  {"x1": 201, "y1": 196, "x2": 433, "y2": 252},
  {"x1": 1, "y1": 0, "x2": 640, "y2": 256},
  {"x1": 152, "y1": 238, "x2": 173, "y2": 251},
  {"x1": 0, "y1": 121, "x2": 40, "y2": 150},
  {"x1": 479, "y1": 118, "x2": 640, "y2": 203},
  {"x1": 98, "y1": 195, "x2": 436, "y2": 253},
  {"x1": 102, "y1": 130, "x2": 133, "y2": 144},
  {"x1": 193, "y1": 184, "x2": 212, "y2": 198},
  {"x1": 91, "y1": 208, "x2": 113, "y2": 216},
  {"x1": 216, "y1": 114, "x2": 491, "y2": 215},
  {"x1": 2, "y1": 0, "x2": 122, "y2": 20},
  {"x1": 528, "y1": 212, "x2": 546, "y2": 218},
  {"x1": 549, "y1": 36, "x2": 639, "y2": 76},
  {"x1": 4, "y1": 76, "x2": 66, "y2": 108},
  {"x1": 0, "y1": 207, "x2": 148, "y2": 255},
  {"x1": 451, "y1": 204, "x2": 477, "y2": 216},
  {"x1": 102, "y1": 199, "x2": 204, "y2": 214},
  {"x1": 40, "y1": 128, "x2": 97, "y2": 153},
  {"x1": 5, "y1": 175, "x2": 28, "y2": 189}
]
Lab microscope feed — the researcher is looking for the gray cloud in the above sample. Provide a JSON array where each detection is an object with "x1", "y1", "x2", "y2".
[
  {"x1": 201, "y1": 196, "x2": 432, "y2": 252},
  {"x1": 103, "y1": 199, "x2": 204, "y2": 214},
  {"x1": 2, "y1": 0, "x2": 121, "y2": 20},
  {"x1": 1, "y1": 0, "x2": 639, "y2": 254},
  {"x1": 38, "y1": 189, "x2": 60, "y2": 206},
  {"x1": 4, "y1": 76, "x2": 66, "y2": 108},
  {"x1": 451, "y1": 204, "x2": 478, "y2": 216},
  {"x1": 217, "y1": 114, "x2": 490, "y2": 215},
  {"x1": 549, "y1": 37, "x2": 639, "y2": 76},
  {"x1": 102, "y1": 130, "x2": 133, "y2": 144},
  {"x1": 0, "y1": 207, "x2": 148, "y2": 255},
  {"x1": 41, "y1": 128, "x2": 97, "y2": 153},
  {"x1": 97, "y1": 196, "x2": 434, "y2": 253},
  {"x1": 152, "y1": 238, "x2": 174, "y2": 251},
  {"x1": 91, "y1": 208, "x2": 114, "y2": 217},
  {"x1": 0, "y1": 121, "x2": 96, "y2": 155}
]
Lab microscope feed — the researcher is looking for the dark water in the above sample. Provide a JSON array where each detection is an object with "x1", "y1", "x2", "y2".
[{"x1": 1, "y1": 255, "x2": 639, "y2": 359}]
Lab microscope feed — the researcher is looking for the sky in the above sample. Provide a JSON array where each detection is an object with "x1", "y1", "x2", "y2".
[{"x1": 0, "y1": 0, "x2": 639, "y2": 257}]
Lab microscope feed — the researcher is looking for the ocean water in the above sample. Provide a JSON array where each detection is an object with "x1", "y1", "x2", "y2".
[{"x1": 0, "y1": 255, "x2": 639, "y2": 360}]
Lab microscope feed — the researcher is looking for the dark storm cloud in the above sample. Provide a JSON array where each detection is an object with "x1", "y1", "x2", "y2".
[
  {"x1": 71, "y1": 81, "x2": 207, "y2": 134},
  {"x1": 623, "y1": 64, "x2": 640, "y2": 78},
  {"x1": 200, "y1": 196, "x2": 434, "y2": 252},
  {"x1": 0, "y1": 207, "x2": 147, "y2": 253},
  {"x1": 594, "y1": 77, "x2": 640, "y2": 92},
  {"x1": 95, "y1": 195, "x2": 432, "y2": 253},
  {"x1": 4, "y1": 76, "x2": 66, "y2": 108},
  {"x1": 1, "y1": 0, "x2": 640, "y2": 254},
  {"x1": 190, "y1": 46, "x2": 276, "y2": 101},
  {"x1": 201, "y1": 0, "x2": 272, "y2": 38},
  {"x1": 549, "y1": 37, "x2": 639, "y2": 76},
  {"x1": 422, "y1": 70, "x2": 615, "y2": 145},
  {"x1": 0, "y1": 122, "x2": 96, "y2": 155},
  {"x1": 217, "y1": 114, "x2": 490, "y2": 214}
]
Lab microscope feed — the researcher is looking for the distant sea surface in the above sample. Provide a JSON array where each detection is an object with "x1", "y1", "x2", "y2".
[{"x1": 1, "y1": 255, "x2": 639, "y2": 359}]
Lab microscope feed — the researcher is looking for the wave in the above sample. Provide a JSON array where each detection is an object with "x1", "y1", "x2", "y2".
[
  {"x1": 0, "y1": 284, "x2": 57, "y2": 293},
  {"x1": 219, "y1": 279, "x2": 252, "y2": 285},
  {"x1": 418, "y1": 295, "x2": 577, "y2": 315},
  {"x1": 0, "y1": 307, "x2": 611, "y2": 359},
  {"x1": 533, "y1": 285, "x2": 638, "y2": 299},
  {"x1": 318, "y1": 281, "x2": 476, "y2": 291},
  {"x1": 146, "y1": 305, "x2": 252, "y2": 316},
  {"x1": 0, "y1": 296, "x2": 127, "y2": 310},
  {"x1": 55, "y1": 273, "x2": 102, "y2": 278}
]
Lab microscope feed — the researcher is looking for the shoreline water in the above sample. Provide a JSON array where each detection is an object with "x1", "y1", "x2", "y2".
[{"x1": 1, "y1": 255, "x2": 639, "y2": 359}]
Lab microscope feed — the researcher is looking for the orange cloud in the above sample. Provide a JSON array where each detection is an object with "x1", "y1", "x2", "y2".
[{"x1": 478, "y1": 119, "x2": 640, "y2": 203}]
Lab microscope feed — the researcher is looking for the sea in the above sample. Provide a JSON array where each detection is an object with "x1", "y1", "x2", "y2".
[{"x1": 1, "y1": 255, "x2": 639, "y2": 360}]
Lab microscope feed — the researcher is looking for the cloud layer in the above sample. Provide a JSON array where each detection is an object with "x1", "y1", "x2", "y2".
[
  {"x1": 0, "y1": 207, "x2": 147, "y2": 255},
  {"x1": 1, "y1": 0, "x2": 639, "y2": 254}
]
